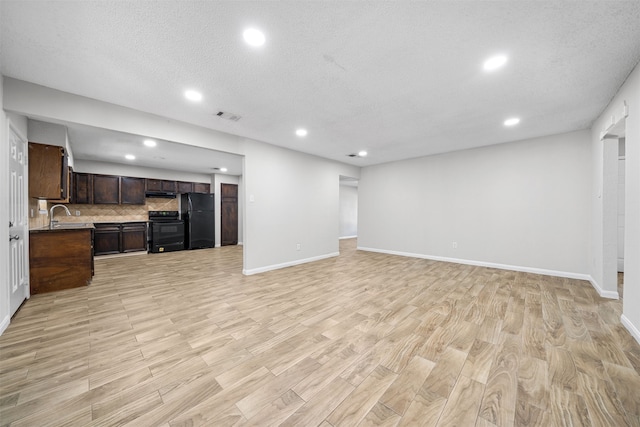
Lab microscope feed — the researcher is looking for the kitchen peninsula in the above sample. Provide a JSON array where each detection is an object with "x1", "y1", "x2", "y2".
[{"x1": 29, "y1": 224, "x2": 94, "y2": 294}]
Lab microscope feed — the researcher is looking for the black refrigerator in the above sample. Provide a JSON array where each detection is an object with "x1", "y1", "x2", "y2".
[{"x1": 180, "y1": 192, "x2": 215, "y2": 249}]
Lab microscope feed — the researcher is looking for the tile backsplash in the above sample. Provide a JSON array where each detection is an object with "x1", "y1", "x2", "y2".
[{"x1": 29, "y1": 197, "x2": 179, "y2": 228}]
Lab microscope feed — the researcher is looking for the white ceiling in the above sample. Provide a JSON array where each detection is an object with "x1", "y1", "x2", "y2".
[
  {"x1": 1, "y1": 1, "x2": 640, "y2": 168},
  {"x1": 64, "y1": 122, "x2": 244, "y2": 176}
]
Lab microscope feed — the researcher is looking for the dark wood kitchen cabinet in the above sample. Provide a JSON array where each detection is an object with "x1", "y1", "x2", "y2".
[
  {"x1": 161, "y1": 180, "x2": 177, "y2": 192},
  {"x1": 30, "y1": 228, "x2": 94, "y2": 294},
  {"x1": 146, "y1": 179, "x2": 176, "y2": 192},
  {"x1": 93, "y1": 223, "x2": 121, "y2": 255},
  {"x1": 221, "y1": 183, "x2": 238, "y2": 246},
  {"x1": 120, "y1": 177, "x2": 145, "y2": 204},
  {"x1": 73, "y1": 172, "x2": 94, "y2": 204},
  {"x1": 28, "y1": 142, "x2": 69, "y2": 201},
  {"x1": 73, "y1": 173, "x2": 145, "y2": 205},
  {"x1": 177, "y1": 181, "x2": 210, "y2": 194},
  {"x1": 94, "y1": 222, "x2": 147, "y2": 255},
  {"x1": 177, "y1": 181, "x2": 193, "y2": 194},
  {"x1": 93, "y1": 175, "x2": 120, "y2": 204},
  {"x1": 145, "y1": 179, "x2": 162, "y2": 192},
  {"x1": 121, "y1": 222, "x2": 147, "y2": 252},
  {"x1": 193, "y1": 182, "x2": 210, "y2": 193}
]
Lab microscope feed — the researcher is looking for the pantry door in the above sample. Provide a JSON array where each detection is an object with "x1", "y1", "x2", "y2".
[
  {"x1": 221, "y1": 183, "x2": 238, "y2": 246},
  {"x1": 8, "y1": 122, "x2": 29, "y2": 316}
]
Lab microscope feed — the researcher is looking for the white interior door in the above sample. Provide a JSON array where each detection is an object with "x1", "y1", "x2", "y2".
[{"x1": 8, "y1": 123, "x2": 29, "y2": 316}]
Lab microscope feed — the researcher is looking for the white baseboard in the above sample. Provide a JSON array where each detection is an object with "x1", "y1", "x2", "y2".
[
  {"x1": 238, "y1": 242, "x2": 243, "y2": 246},
  {"x1": 588, "y1": 277, "x2": 619, "y2": 300},
  {"x1": 0, "y1": 315, "x2": 9, "y2": 336},
  {"x1": 357, "y1": 245, "x2": 596, "y2": 283},
  {"x1": 243, "y1": 252, "x2": 339, "y2": 276},
  {"x1": 621, "y1": 314, "x2": 640, "y2": 345},
  {"x1": 339, "y1": 235, "x2": 357, "y2": 240}
]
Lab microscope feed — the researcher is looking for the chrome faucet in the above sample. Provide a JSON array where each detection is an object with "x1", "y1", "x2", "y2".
[{"x1": 49, "y1": 204, "x2": 71, "y2": 229}]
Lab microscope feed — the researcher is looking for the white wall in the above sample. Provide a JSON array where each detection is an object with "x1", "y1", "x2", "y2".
[
  {"x1": 28, "y1": 118, "x2": 67, "y2": 146},
  {"x1": 359, "y1": 130, "x2": 592, "y2": 277},
  {"x1": 4, "y1": 78, "x2": 244, "y2": 156},
  {"x1": 591, "y1": 62, "x2": 640, "y2": 343},
  {"x1": 27, "y1": 119, "x2": 74, "y2": 167},
  {"x1": 339, "y1": 184, "x2": 358, "y2": 238},
  {"x1": 213, "y1": 174, "x2": 242, "y2": 247},
  {"x1": 74, "y1": 159, "x2": 211, "y2": 183},
  {"x1": 242, "y1": 139, "x2": 359, "y2": 274},
  {"x1": 3, "y1": 78, "x2": 360, "y2": 277}
]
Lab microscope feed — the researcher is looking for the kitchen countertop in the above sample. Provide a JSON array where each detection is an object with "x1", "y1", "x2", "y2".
[
  {"x1": 92, "y1": 221, "x2": 149, "y2": 224},
  {"x1": 30, "y1": 223, "x2": 96, "y2": 233}
]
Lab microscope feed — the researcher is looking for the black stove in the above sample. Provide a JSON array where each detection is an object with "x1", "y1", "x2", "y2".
[
  {"x1": 148, "y1": 211, "x2": 184, "y2": 253},
  {"x1": 149, "y1": 210, "x2": 180, "y2": 222}
]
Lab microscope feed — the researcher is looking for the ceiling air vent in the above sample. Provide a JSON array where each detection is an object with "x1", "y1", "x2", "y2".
[{"x1": 216, "y1": 111, "x2": 242, "y2": 122}]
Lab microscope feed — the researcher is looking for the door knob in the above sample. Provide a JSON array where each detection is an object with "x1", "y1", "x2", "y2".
[{"x1": 9, "y1": 235, "x2": 20, "y2": 241}]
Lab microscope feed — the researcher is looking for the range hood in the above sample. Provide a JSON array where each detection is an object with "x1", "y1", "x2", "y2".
[{"x1": 145, "y1": 190, "x2": 176, "y2": 199}]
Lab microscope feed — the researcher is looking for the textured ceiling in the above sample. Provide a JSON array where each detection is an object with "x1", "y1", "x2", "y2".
[
  {"x1": 64, "y1": 123, "x2": 244, "y2": 176},
  {"x1": 1, "y1": 1, "x2": 640, "y2": 168}
]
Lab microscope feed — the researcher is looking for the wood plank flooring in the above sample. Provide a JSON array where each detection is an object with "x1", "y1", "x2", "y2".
[{"x1": 1, "y1": 239, "x2": 639, "y2": 426}]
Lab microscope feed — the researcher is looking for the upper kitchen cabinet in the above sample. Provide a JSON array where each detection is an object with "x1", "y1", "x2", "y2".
[
  {"x1": 28, "y1": 142, "x2": 69, "y2": 201},
  {"x1": 147, "y1": 179, "x2": 177, "y2": 191},
  {"x1": 177, "y1": 181, "x2": 210, "y2": 194},
  {"x1": 193, "y1": 182, "x2": 210, "y2": 193},
  {"x1": 74, "y1": 173, "x2": 146, "y2": 205},
  {"x1": 120, "y1": 177, "x2": 145, "y2": 204},
  {"x1": 177, "y1": 181, "x2": 193, "y2": 194},
  {"x1": 161, "y1": 180, "x2": 177, "y2": 192},
  {"x1": 146, "y1": 179, "x2": 176, "y2": 192},
  {"x1": 73, "y1": 172, "x2": 93, "y2": 204},
  {"x1": 93, "y1": 174, "x2": 120, "y2": 204},
  {"x1": 145, "y1": 179, "x2": 162, "y2": 192}
]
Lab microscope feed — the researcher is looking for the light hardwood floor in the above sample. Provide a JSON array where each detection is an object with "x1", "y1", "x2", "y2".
[{"x1": 1, "y1": 239, "x2": 639, "y2": 426}]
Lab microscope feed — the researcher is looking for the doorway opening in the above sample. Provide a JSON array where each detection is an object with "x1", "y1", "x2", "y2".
[
  {"x1": 617, "y1": 138, "x2": 626, "y2": 299},
  {"x1": 602, "y1": 110, "x2": 627, "y2": 302},
  {"x1": 339, "y1": 175, "x2": 358, "y2": 246}
]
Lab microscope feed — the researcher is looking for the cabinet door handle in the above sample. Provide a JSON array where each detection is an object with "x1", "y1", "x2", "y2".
[
  {"x1": 10, "y1": 235, "x2": 20, "y2": 241},
  {"x1": 9, "y1": 221, "x2": 14, "y2": 227}
]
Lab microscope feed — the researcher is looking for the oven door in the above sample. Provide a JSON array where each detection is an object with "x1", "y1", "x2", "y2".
[{"x1": 150, "y1": 221, "x2": 185, "y2": 253}]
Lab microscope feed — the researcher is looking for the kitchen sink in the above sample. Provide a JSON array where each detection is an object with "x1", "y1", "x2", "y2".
[{"x1": 50, "y1": 222, "x2": 91, "y2": 229}]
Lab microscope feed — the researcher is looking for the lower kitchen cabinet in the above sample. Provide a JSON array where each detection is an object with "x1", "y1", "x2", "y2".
[
  {"x1": 94, "y1": 222, "x2": 147, "y2": 255},
  {"x1": 122, "y1": 222, "x2": 147, "y2": 253},
  {"x1": 93, "y1": 223, "x2": 121, "y2": 255},
  {"x1": 29, "y1": 228, "x2": 94, "y2": 294}
]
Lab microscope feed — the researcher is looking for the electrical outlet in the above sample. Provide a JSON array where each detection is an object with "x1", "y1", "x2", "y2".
[
  {"x1": 296, "y1": 243, "x2": 301, "y2": 251},
  {"x1": 452, "y1": 241, "x2": 458, "y2": 249},
  {"x1": 75, "y1": 210, "x2": 81, "y2": 216}
]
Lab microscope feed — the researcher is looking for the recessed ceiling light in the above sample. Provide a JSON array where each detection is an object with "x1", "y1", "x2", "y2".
[
  {"x1": 483, "y1": 55, "x2": 508, "y2": 71},
  {"x1": 504, "y1": 117, "x2": 520, "y2": 126},
  {"x1": 243, "y1": 28, "x2": 265, "y2": 47},
  {"x1": 143, "y1": 139, "x2": 157, "y2": 147},
  {"x1": 358, "y1": 150, "x2": 368, "y2": 157},
  {"x1": 184, "y1": 90, "x2": 203, "y2": 102},
  {"x1": 220, "y1": 167, "x2": 228, "y2": 173},
  {"x1": 125, "y1": 154, "x2": 135, "y2": 160},
  {"x1": 295, "y1": 128, "x2": 308, "y2": 137}
]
